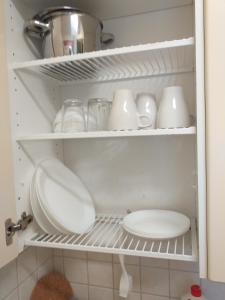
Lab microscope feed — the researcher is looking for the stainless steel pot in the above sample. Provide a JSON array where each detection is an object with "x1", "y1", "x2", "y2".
[{"x1": 24, "y1": 6, "x2": 114, "y2": 58}]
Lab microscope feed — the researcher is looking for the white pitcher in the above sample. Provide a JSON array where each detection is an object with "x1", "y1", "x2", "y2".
[
  {"x1": 157, "y1": 86, "x2": 190, "y2": 129},
  {"x1": 108, "y1": 89, "x2": 151, "y2": 130}
]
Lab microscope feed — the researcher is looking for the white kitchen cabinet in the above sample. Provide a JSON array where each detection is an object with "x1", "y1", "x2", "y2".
[{"x1": 0, "y1": 0, "x2": 208, "y2": 279}]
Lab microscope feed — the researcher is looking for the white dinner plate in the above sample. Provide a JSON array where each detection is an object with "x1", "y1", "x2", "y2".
[
  {"x1": 30, "y1": 174, "x2": 59, "y2": 234},
  {"x1": 33, "y1": 171, "x2": 69, "y2": 234},
  {"x1": 35, "y1": 158, "x2": 95, "y2": 234},
  {"x1": 123, "y1": 210, "x2": 190, "y2": 239}
]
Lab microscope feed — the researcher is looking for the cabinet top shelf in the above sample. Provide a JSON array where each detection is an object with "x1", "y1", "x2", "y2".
[{"x1": 10, "y1": 37, "x2": 194, "y2": 84}]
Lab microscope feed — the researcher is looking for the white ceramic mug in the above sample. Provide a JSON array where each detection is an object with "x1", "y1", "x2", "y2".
[
  {"x1": 157, "y1": 86, "x2": 190, "y2": 129},
  {"x1": 136, "y1": 93, "x2": 157, "y2": 129},
  {"x1": 108, "y1": 89, "x2": 151, "y2": 130}
]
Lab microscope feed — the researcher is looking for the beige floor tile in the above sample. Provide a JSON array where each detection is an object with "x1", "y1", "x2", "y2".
[
  {"x1": 170, "y1": 270, "x2": 199, "y2": 298},
  {"x1": 88, "y1": 260, "x2": 113, "y2": 288},
  {"x1": 18, "y1": 272, "x2": 37, "y2": 300},
  {"x1": 17, "y1": 247, "x2": 37, "y2": 284},
  {"x1": 88, "y1": 252, "x2": 112, "y2": 262},
  {"x1": 63, "y1": 250, "x2": 87, "y2": 259},
  {"x1": 89, "y1": 286, "x2": 113, "y2": 300},
  {"x1": 141, "y1": 266, "x2": 169, "y2": 296},
  {"x1": 71, "y1": 283, "x2": 89, "y2": 300},
  {"x1": 64, "y1": 258, "x2": 88, "y2": 284}
]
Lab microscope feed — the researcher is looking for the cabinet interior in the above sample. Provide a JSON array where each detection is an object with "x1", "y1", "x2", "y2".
[{"x1": 5, "y1": 0, "x2": 206, "y2": 276}]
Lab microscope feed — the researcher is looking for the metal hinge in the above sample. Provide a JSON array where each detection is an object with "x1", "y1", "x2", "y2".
[{"x1": 5, "y1": 212, "x2": 33, "y2": 246}]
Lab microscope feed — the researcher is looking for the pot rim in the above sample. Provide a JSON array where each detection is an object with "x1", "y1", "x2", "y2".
[{"x1": 33, "y1": 6, "x2": 103, "y2": 28}]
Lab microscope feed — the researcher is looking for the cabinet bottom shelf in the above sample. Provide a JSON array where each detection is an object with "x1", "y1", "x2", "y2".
[{"x1": 25, "y1": 215, "x2": 198, "y2": 262}]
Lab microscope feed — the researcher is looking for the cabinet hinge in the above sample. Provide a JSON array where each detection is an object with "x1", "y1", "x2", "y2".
[{"x1": 5, "y1": 212, "x2": 33, "y2": 246}]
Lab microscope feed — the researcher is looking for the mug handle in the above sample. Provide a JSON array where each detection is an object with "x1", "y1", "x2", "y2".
[{"x1": 137, "y1": 113, "x2": 152, "y2": 129}]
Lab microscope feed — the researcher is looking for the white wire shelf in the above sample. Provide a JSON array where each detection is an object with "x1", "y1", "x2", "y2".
[
  {"x1": 16, "y1": 127, "x2": 196, "y2": 142},
  {"x1": 25, "y1": 215, "x2": 198, "y2": 261},
  {"x1": 11, "y1": 38, "x2": 194, "y2": 83}
]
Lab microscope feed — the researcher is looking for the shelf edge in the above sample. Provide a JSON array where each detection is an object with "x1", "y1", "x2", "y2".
[
  {"x1": 10, "y1": 37, "x2": 194, "y2": 70},
  {"x1": 16, "y1": 127, "x2": 196, "y2": 142}
]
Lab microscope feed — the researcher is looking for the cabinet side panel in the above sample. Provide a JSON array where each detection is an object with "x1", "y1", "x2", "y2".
[
  {"x1": 5, "y1": 0, "x2": 64, "y2": 252},
  {"x1": 205, "y1": 0, "x2": 225, "y2": 282},
  {"x1": 0, "y1": 1, "x2": 18, "y2": 268},
  {"x1": 195, "y1": 0, "x2": 207, "y2": 278}
]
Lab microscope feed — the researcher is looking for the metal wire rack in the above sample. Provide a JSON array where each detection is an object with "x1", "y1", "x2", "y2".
[
  {"x1": 11, "y1": 38, "x2": 194, "y2": 83},
  {"x1": 25, "y1": 215, "x2": 198, "y2": 261}
]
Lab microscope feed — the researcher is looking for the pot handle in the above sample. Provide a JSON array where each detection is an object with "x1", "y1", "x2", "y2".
[
  {"x1": 24, "y1": 20, "x2": 50, "y2": 38},
  {"x1": 101, "y1": 32, "x2": 114, "y2": 44}
]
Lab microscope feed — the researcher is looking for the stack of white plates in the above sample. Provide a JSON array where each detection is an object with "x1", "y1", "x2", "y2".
[
  {"x1": 123, "y1": 210, "x2": 190, "y2": 239},
  {"x1": 30, "y1": 158, "x2": 96, "y2": 234}
]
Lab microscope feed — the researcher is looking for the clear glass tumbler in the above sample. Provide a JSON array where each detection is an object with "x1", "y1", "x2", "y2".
[
  {"x1": 87, "y1": 98, "x2": 111, "y2": 131},
  {"x1": 61, "y1": 99, "x2": 86, "y2": 132}
]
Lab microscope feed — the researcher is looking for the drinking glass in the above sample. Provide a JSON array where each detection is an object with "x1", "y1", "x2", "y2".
[
  {"x1": 87, "y1": 98, "x2": 111, "y2": 131},
  {"x1": 61, "y1": 99, "x2": 86, "y2": 132}
]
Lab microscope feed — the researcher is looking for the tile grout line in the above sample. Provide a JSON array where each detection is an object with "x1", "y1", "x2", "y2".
[
  {"x1": 62, "y1": 253, "x2": 66, "y2": 278},
  {"x1": 53, "y1": 250, "x2": 63, "y2": 274},
  {"x1": 169, "y1": 260, "x2": 171, "y2": 299},
  {"x1": 87, "y1": 255, "x2": 90, "y2": 300},
  {"x1": 16, "y1": 255, "x2": 20, "y2": 300},
  {"x1": 139, "y1": 257, "x2": 142, "y2": 300},
  {"x1": 111, "y1": 254, "x2": 115, "y2": 300}
]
